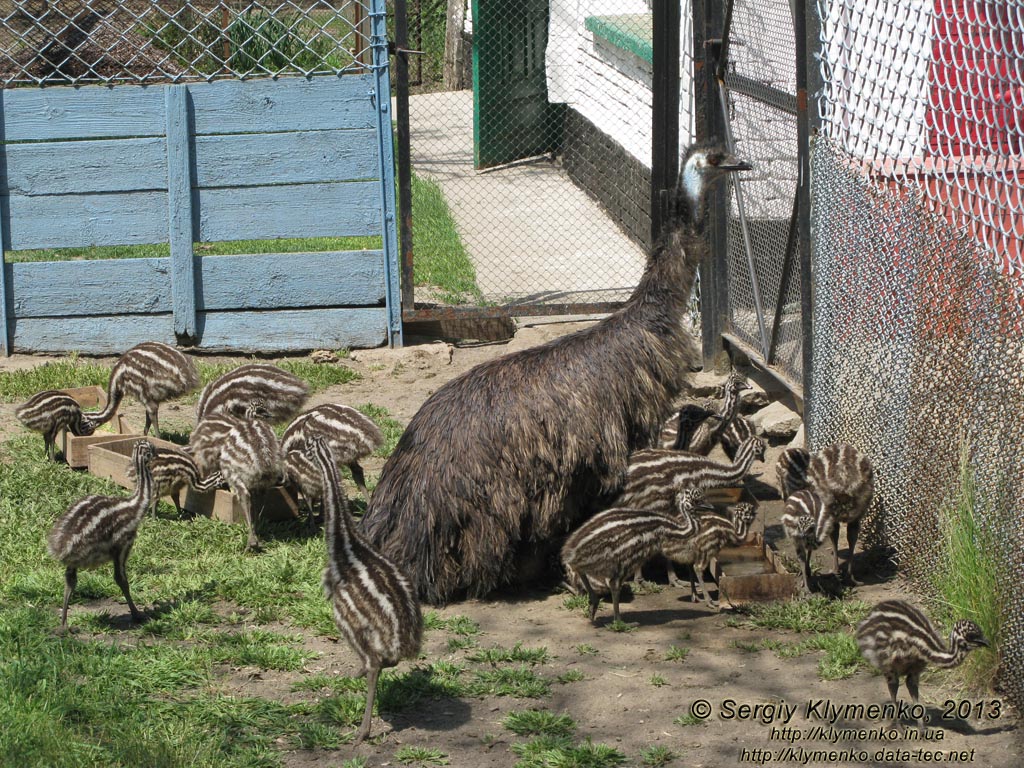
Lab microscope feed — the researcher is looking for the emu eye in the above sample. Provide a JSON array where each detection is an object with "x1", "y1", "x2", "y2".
[{"x1": 708, "y1": 153, "x2": 724, "y2": 166}]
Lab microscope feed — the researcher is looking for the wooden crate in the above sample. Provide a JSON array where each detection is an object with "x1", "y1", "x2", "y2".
[
  {"x1": 712, "y1": 533, "x2": 798, "y2": 604},
  {"x1": 56, "y1": 385, "x2": 141, "y2": 468},
  {"x1": 87, "y1": 437, "x2": 299, "y2": 525},
  {"x1": 705, "y1": 486, "x2": 744, "y2": 504}
]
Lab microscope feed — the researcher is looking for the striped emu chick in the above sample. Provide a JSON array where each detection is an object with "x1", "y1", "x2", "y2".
[
  {"x1": 776, "y1": 447, "x2": 811, "y2": 499},
  {"x1": 719, "y1": 416, "x2": 756, "y2": 461},
  {"x1": 808, "y1": 443, "x2": 874, "y2": 585},
  {"x1": 282, "y1": 404, "x2": 384, "y2": 505},
  {"x1": 190, "y1": 400, "x2": 285, "y2": 551},
  {"x1": 687, "y1": 373, "x2": 751, "y2": 455},
  {"x1": 126, "y1": 446, "x2": 222, "y2": 517},
  {"x1": 633, "y1": 486, "x2": 707, "y2": 585},
  {"x1": 85, "y1": 341, "x2": 199, "y2": 438},
  {"x1": 312, "y1": 434, "x2": 422, "y2": 744},
  {"x1": 47, "y1": 440, "x2": 156, "y2": 630},
  {"x1": 617, "y1": 435, "x2": 767, "y2": 512},
  {"x1": 659, "y1": 401, "x2": 715, "y2": 449},
  {"x1": 562, "y1": 507, "x2": 698, "y2": 624},
  {"x1": 15, "y1": 390, "x2": 96, "y2": 461},
  {"x1": 856, "y1": 600, "x2": 987, "y2": 728},
  {"x1": 195, "y1": 363, "x2": 309, "y2": 424},
  {"x1": 667, "y1": 502, "x2": 758, "y2": 606},
  {"x1": 781, "y1": 489, "x2": 826, "y2": 592}
]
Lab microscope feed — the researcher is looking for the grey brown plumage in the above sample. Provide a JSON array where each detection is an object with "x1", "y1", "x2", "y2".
[
  {"x1": 282, "y1": 404, "x2": 383, "y2": 505},
  {"x1": 15, "y1": 390, "x2": 96, "y2": 461},
  {"x1": 562, "y1": 505, "x2": 699, "y2": 624},
  {"x1": 126, "y1": 446, "x2": 222, "y2": 517},
  {"x1": 361, "y1": 142, "x2": 750, "y2": 605},
  {"x1": 776, "y1": 447, "x2": 811, "y2": 499},
  {"x1": 48, "y1": 439, "x2": 156, "y2": 630},
  {"x1": 312, "y1": 434, "x2": 421, "y2": 743},
  {"x1": 195, "y1": 363, "x2": 309, "y2": 424},
  {"x1": 617, "y1": 436, "x2": 766, "y2": 512},
  {"x1": 720, "y1": 416, "x2": 756, "y2": 461},
  {"x1": 781, "y1": 489, "x2": 826, "y2": 592},
  {"x1": 807, "y1": 443, "x2": 874, "y2": 584},
  {"x1": 856, "y1": 600, "x2": 988, "y2": 727},
  {"x1": 687, "y1": 373, "x2": 750, "y2": 455},
  {"x1": 633, "y1": 486, "x2": 706, "y2": 585},
  {"x1": 85, "y1": 341, "x2": 199, "y2": 438},
  {"x1": 659, "y1": 401, "x2": 715, "y2": 450}
]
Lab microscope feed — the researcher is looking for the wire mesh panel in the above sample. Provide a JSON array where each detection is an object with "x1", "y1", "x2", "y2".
[
  {"x1": 720, "y1": 0, "x2": 804, "y2": 386},
  {"x1": 402, "y1": 1, "x2": 697, "y2": 311},
  {"x1": 813, "y1": 0, "x2": 1024, "y2": 708},
  {"x1": 0, "y1": 0, "x2": 372, "y2": 85}
]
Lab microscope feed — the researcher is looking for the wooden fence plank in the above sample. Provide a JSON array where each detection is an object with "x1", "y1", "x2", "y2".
[
  {"x1": 11, "y1": 314, "x2": 176, "y2": 354},
  {"x1": 7, "y1": 259, "x2": 171, "y2": 318},
  {"x1": 198, "y1": 250, "x2": 386, "y2": 310},
  {"x1": 196, "y1": 182, "x2": 380, "y2": 242},
  {"x1": 3, "y1": 191, "x2": 168, "y2": 250},
  {"x1": 195, "y1": 129, "x2": 379, "y2": 188},
  {"x1": 197, "y1": 307, "x2": 386, "y2": 351},
  {"x1": 0, "y1": 85, "x2": 166, "y2": 142},
  {"x1": 189, "y1": 76, "x2": 377, "y2": 135},
  {"x1": 165, "y1": 84, "x2": 197, "y2": 340},
  {"x1": 1, "y1": 137, "x2": 167, "y2": 196}
]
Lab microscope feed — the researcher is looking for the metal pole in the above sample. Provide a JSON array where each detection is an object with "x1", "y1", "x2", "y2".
[
  {"x1": 395, "y1": 0, "x2": 415, "y2": 313},
  {"x1": 651, "y1": 0, "x2": 681, "y2": 245},
  {"x1": 795, "y1": 0, "x2": 815, "y2": 438}
]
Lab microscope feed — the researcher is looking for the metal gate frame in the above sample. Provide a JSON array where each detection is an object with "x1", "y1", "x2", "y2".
[
  {"x1": 392, "y1": 0, "x2": 683, "y2": 327},
  {"x1": 694, "y1": 0, "x2": 816, "y2": 405}
]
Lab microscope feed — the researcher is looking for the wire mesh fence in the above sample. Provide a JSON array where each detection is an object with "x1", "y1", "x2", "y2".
[
  {"x1": 0, "y1": 0, "x2": 372, "y2": 85},
  {"x1": 402, "y1": 0, "x2": 696, "y2": 313},
  {"x1": 719, "y1": 0, "x2": 804, "y2": 386},
  {"x1": 812, "y1": 0, "x2": 1024, "y2": 708}
]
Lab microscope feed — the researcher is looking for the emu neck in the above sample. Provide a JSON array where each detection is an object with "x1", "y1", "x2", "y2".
[
  {"x1": 627, "y1": 226, "x2": 702, "y2": 321},
  {"x1": 724, "y1": 443, "x2": 757, "y2": 482},
  {"x1": 931, "y1": 636, "x2": 970, "y2": 669},
  {"x1": 130, "y1": 463, "x2": 155, "y2": 520},
  {"x1": 93, "y1": 369, "x2": 126, "y2": 423},
  {"x1": 317, "y1": 455, "x2": 358, "y2": 563}
]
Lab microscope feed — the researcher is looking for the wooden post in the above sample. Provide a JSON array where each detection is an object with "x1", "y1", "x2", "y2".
[
  {"x1": 651, "y1": 0, "x2": 681, "y2": 245},
  {"x1": 443, "y1": 0, "x2": 467, "y2": 90},
  {"x1": 0, "y1": 90, "x2": 9, "y2": 355},
  {"x1": 165, "y1": 84, "x2": 198, "y2": 343}
]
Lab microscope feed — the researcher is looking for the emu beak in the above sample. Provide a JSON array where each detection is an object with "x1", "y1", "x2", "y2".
[{"x1": 720, "y1": 156, "x2": 752, "y2": 172}]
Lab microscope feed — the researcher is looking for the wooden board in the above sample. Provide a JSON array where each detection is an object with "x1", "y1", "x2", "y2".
[
  {"x1": 711, "y1": 533, "x2": 798, "y2": 604},
  {"x1": 87, "y1": 437, "x2": 299, "y2": 525},
  {"x1": 705, "y1": 486, "x2": 744, "y2": 504},
  {"x1": 63, "y1": 414, "x2": 136, "y2": 469}
]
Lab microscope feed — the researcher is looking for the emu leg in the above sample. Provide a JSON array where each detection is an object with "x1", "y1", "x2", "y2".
[
  {"x1": 829, "y1": 524, "x2": 841, "y2": 577},
  {"x1": 694, "y1": 566, "x2": 715, "y2": 607},
  {"x1": 906, "y1": 671, "x2": 925, "y2": 731},
  {"x1": 172, "y1": 490, "x2": 184, "y2": 518},
  {"x1": 355, "y1": 665, "x2": 380, "y2": 744},
  {"x1": 112, "y1": 548, "x2": 142, "y2": 622},
  {"x1": 666, "y1": 562, "x2": 684, "y2": 587},
  {"x1": 845, "y1": 519, "x2": 862, "y2": 585},
  {"x1": 885, "y1": 673, "x2": 900, "y2": 726},
  {"x1": 798, "y1": 545, "x2": 813, "y2": 593},
  {"x1": 348, "y1": 461, "x2": 372, "y2": 504},
  {"x1": 44, "y1": 429, "x2": 57, "y2": 462},
  {"x1": 147, "y1": 406, "x2": 162, "y2": 440},
  {"x1": 236, "y1": 487, "x2": 262, "y2": 552},
  {"x1": 579, "y1": 574, "x2": 600, "y2": 623},
  {"x1": 609, "y1": 577, "x2": 622, "y2": 624},
  {"x1": 59, "y1": 567, "x2": 78, "y2": 631}
]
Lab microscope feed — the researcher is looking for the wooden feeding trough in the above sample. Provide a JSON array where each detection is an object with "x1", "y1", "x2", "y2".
[
  {"x1": 712, "y1": 532, "x2": 798, "y2": 604},
  {"x1": 57, "y1": 385, "x2": 139, "y2": 468},
  {"x1": 87, "y1": 437, "x2": 299, "y2": 525}
]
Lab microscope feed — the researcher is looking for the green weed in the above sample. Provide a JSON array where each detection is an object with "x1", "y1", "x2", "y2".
[
  {"x1": 503, "y1": 710, "x2": 576, "y2": 738},
  {"x1": 556, "y1": 669, "x2": 585, "y2": 684},
  {"x1": 665, "y1": 645, "x2": 689, "y2": 662},
  {"x1": 467, "y1": 643, "x2": 549, "y2": 666},
  {"x1": 395, "y1": 746, "x2": 450, "y2": 765},
  {"x1": 469, "y1": 666, "x2": 550, "y2": 699},
  {"x1": 641, "y1": 745, "x2": 678, "y2": 767}
]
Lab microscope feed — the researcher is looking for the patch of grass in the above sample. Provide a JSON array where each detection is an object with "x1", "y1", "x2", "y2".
[
  {"x1": 556, "y1": 669, "x2": 585, "y2": 684},
  {"x1": 930, "y1": 443, "x2": 1007, "y2": 692},
  {"x1": 340, "y1": 759, "x2": 368, "y2": 768},
  {"x1": 447, "y1": 635, "x2": 477, "y2": 652},
  {"x1": 423, "y1": 613, "x2": 481, "y2": 637},
  {"x1": 511, "y1": 737, "x2": 627, "y2": 768},
  {"x1": 649, "y1": 674, "x2": 668, "y2": 688},
  {"x1": 395, "y1": 746, "x2": 450, "y2": 765},
  {"x1": 209, "y1": 629, "x2": 314, "y2": 672},
  {"x1": 641, "y1": 745, "x2": 678, "y2": 767},
  {"x1": 665, "y1": 645, "x2": 689, "y2": 662},
  {"x1": 0, "y1": 357, "x2": 113, "y2": 401},
  {"x1": 738, "y1": 596, "x2": 871, "y2": 633},
  {"x1": 632, "y1": 579, "x2": 663, "y2": 595},
  {"x1": 731, "y1": 638, "x2": 789, "y2": 654},
  {"x1": 503, "y1": 710, "x2": 576, "y2": 738},
  {"x1": 276, "y1": 359, "x2": 361, "y2": 389},
  {"x1": 467, "y1": 643, "x2": 549, "y2": 666},
  {"x1": 802, "y1": 632, "x2": 865, "y2": 680},
  {"x1": 469, "y1": 666, "x2": 550, "y2": 699},
  {"x1": 673, "y1": 713, "x2": 706, "y2": 727},
  {"x1": 355, "y1": 403, "x2": 405, "y2": 457},
  {"x1": 575, "y1": 644, "x2": 598, "y2": 656},
  {"x1": 561, "y1": 593, "x2": 590, "y2": 616},
  {"x1": 607, "y1": 619, "x2": 637, "y2": 633},
  {"x1": 379, "y1": 662, "x2": 469, "y2": 710},
  {"x1": 411, "y1": 173, "x2": 483, "y2": 303}
]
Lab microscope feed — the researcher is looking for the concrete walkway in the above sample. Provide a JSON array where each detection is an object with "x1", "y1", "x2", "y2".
[{"x1": 406, "y1": 90, "x2": 646, "y2": 304}]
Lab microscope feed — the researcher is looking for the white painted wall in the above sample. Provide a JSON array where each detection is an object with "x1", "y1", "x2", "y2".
[{"x1": 546, "y1": 0, "x2": 695, "y2": 168}]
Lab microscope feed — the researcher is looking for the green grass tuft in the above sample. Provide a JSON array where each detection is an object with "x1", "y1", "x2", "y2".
[
  {"x1": 467, "y1": 643, "x2": 549, "y2": 666},
  {"x1": 503, "y1": 710, "x2": 576, "y2": 738},
  {"x1": 0, "y1": 357, "x2": 113, "y2": 401},
  {"x1": 395, "y1": 746, "x2": 450, "y2": 765},
  {"x1": 511, "y1": 736, "x2": 626, "y2": 768},
  {"x1": 664, "y1": 645, "x2": 689, "y2": 662},
  {"x1": 649, "y1": 674, "x2": 668, "y2": 688},
  {"x1": 423, "y1": 613, "x2": 481, "y2": 637},
  {"x1": 673, "y1": 713, "x2": 706, "y2": 727},
  {"x1": 641, "y1": 745, "x2": 678, "y2": 767},
  {"x1": 607, "y1": 620, "x2": 637, "y2": 633},
  {"x1": 574, "y1": 644, "x2": 598, "y2": 656},
  {"x1": 737, "y1": 596, "x2": 871, "y2": 633},
  {"x1": 556, "y1": 669, "x2": 585, "y2": 684},
  {"x1": 469, "y1": 666, "x2": 550, "y2": 699},
  {"x1": 410, "y1": 174, "x2": 482, "y2": 303}
]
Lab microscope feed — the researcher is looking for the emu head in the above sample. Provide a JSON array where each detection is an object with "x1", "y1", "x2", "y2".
[
  {"x1": 676, "y1": 140, "x2": 751, "y2": 227},
  {"x1": 132, "y1": 439, "x2": 154, "y2": 470},
  {"x1": 951, "y1": 620, "x2": 989, "y2": 650},
  {"x1": 245, "y1": 398, "x2": 272, "y2": 422},
  {"x1": 725, "y1": 372, "x2": 751, "y2": 394},
  {"x1": 676, "y1": 485, "x2": 705, "y2": 514}
]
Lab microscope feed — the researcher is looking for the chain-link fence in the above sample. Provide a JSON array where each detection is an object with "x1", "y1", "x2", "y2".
[
  {"x1": 0, "y1": 0, "x2": 371, "y2": 85},
  {"x1": 401, "y1": 0, "x2": 697, "y2": 313},
  {"x1": 811, "y1": 0, "x2": 1024, "y2": 708}
]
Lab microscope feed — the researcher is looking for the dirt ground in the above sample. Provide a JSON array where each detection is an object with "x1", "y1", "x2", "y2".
[{"x1": 2, "y1": 320, "x2": 1021, "y2": 767}]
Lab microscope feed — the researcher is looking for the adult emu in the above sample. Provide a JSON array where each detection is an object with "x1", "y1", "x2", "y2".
[{"x1": 362, "y1": 141, "x2": 750, "y2": 604}]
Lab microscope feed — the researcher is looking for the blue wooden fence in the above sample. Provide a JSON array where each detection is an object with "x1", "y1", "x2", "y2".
[{"x1": 0, "y1": 68, "x2": 402, "y2": 355}]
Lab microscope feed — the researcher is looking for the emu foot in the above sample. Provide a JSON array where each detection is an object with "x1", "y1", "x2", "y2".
[{"x1": 244, "y1": 538, "x2": 264, "y2": 554}]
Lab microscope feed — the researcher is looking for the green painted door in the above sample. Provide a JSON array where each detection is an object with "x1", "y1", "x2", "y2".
[{"x1": 472, "y1": 0, "x2": 564, "y2": 169}]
